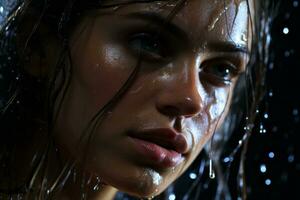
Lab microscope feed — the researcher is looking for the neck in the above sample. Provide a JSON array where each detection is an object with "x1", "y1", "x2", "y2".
[
  {"x1": 47, "y1": 146, "x2": 118, "y2": 200},
  {"x1": 59, "y1": 181, "x2": 118, "y2": 200},
  {"x1": 6, "y1": 134, "x2": 118, "y2": 200}
]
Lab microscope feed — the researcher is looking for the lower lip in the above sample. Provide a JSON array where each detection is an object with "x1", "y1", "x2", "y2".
[{"x1": 129, "y1": 137, "x2": 183, "y2": 168}]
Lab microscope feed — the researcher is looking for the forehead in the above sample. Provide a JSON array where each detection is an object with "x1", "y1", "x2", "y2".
[{"x1": 101, "y1": 0, "x2": 250, "y2": 49}]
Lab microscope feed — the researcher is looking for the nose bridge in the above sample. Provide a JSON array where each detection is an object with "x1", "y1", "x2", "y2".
[
  {"x1": 178, "y1": 59, "x2": 200, "y2": 99},
  {"x1": 156, "y1": 56, "x2": 204, "y2": 118}
]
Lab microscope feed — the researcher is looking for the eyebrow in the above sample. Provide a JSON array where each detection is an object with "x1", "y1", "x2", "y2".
[
  {"x1": 206, "y1": 42, "x2": 250, "y2": 55},
  {"x1": 124, "y1": 11, "x2": 189, "y2": 40},
  {"x1": 124, "y1": 11, "x2": 249, "y2": 55}
]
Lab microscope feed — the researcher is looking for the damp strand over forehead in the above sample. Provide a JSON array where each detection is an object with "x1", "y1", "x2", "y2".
[{"x1": 80, "y1": 0, "x2": 172, "y2": 10}]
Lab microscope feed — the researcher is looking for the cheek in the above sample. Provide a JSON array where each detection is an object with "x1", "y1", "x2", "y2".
[
  {"x1": 208, "y1": 87, "x2": 230, "y2": 122},
  {"x1": 176, "y1": 87, "x2": 230, "y2": 176},
  {"x1": 54, "y1": 29, "x2": 136, "y2": 154},
  {"x1": 71, "y1": 41, "x2": 133, "y2": 109}
]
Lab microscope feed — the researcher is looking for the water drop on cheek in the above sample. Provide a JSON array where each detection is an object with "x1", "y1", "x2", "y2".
[{"x1": 241, "y1": 33, "x2": 248, "y2": 42}]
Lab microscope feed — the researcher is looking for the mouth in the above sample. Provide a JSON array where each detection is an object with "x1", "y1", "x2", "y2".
[{"x1": 127, "y1": 128, "x2": 189, "y2": 169}]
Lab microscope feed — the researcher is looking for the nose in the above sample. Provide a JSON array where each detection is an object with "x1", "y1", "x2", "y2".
[{"x1": 155, "y1": 65, "x2": 203, "y2": 118}]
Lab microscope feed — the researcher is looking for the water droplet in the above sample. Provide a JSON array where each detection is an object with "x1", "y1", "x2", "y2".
[
  {"x1": 189, "y1": 172, "x2": 197, "y2": 179},
  {"x1": 209, "y1": 159, "x2": 215, "y2": 179},
  {"x1": 268, "y1": 62, "x2": 274, "y2": 70},
  {"x1": 208, "y1": 6, "x2": 229, "y2": 31},
  {"x1": 268, "y1": 152, "x2": 275, "y2": 159},
  {"x1": 223, "y1": 157, "x2": 231, "y2": 163},
  {"x1": 288, "y1": 155, "x2": 295, "y2": 163},
  {"x1": 264, "y1": 113, "x2": 269, "y2": 119},
  {"x1": 168, "y1": 194, "x2": 176, "y2": 200},
  {"x1": 284, "y1": 50, "x2": 290, "y2": 57},
  {"x1": 293, "y1": 1, "x2": 299, "y2": 7},
  {"x1": 241, "y1": 34, "x2": 247, "y2": 42},
  {"x1": 268, "y1": 91, "x2": 273, "y2": 97},
  {"x1": 292, "y1": 108, "x2": 299, "y2": 116},
  {"x1": 265, "y1": 179, "x2": 271, "y2": 185},
  {"x1": 283, "y1": 27, "x2": 289, "y2": 34},
  {"x1": 260, "y1": 164, "x2": 267, "y2": 173}
]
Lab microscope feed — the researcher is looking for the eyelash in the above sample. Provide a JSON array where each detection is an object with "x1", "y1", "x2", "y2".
[
  {"x1": 199, "y1": 59, "x2": 241, "y2": 86},
  {"x1": 128, "y1": 32, "x2": 172, "y2": 62}
]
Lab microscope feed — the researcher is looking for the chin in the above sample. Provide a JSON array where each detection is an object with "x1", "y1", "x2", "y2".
[{"x1": 116, "y1": 168, "x2": 169, "y2": 199}]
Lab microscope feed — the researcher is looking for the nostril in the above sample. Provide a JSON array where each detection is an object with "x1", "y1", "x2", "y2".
[
  {"x1": 156, "y1": 90, "x2": 203, "y2": 118},
  {"x1": 158, "y1": 100, "x2": 202, "y2": 118},
  {"x1": 159, "y1": 105, "x2": 181, "y2": 117}
]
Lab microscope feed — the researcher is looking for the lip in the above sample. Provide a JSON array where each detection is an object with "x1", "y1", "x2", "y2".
[{"x1": 127, "y1": 128, "x2": 189, "y2": 168}]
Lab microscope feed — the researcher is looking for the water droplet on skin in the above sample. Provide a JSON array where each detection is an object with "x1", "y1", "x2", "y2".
[
  {"x1": 112, "y1": 5, "x2": 121, "y2": 11},
  {"x1": 221, "y1": 28, "x2": 225, "y2": 35},
  {"x1": 241, "y1": 33, "x2": 247, "y2": 42},
  {"x1": 139, "y1": 168, "x2": 163, "y2": 192},
  {"x1": 129, "y1": 86, "x2": 143, "y2": 94},
  {"x1": 208, "y1": 88, "x2": 228, "y2": 122},
  {"x1": 171, "y1": 167, "x2": 176, "y2": 174},
  {"x1": 93, "y1": 184, "x2": 99, "y2": 191},
  {"x1": 148, "y1": 169, "x2": 162, "y2": 185},
  {"x1": 208, "y1": 6, "x2": 230, "y2": 31}
]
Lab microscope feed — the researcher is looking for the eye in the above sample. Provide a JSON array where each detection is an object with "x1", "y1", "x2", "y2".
[
  {"x1": 200, "y1": 60, "x2": 240, "y2": 86},
  {"x1": 128, "y1": 32, "x2": 168, "y2": 61}
]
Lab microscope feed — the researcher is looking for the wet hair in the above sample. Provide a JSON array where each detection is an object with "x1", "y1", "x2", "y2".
[{"x1": 0, "y1": 0, "x2": 277, "y2": 199}]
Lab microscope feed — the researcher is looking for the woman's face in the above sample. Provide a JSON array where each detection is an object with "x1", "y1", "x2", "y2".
[{"x1": 53, "y1": 0, "x2": 250, "y2": 198}]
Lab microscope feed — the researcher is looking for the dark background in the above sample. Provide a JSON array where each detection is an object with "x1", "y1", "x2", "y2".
[{"x1": 246, "y1": 0, "x2": 300, "y2": 199}]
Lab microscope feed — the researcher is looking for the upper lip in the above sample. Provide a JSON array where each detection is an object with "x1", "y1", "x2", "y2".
[{"x1": 128, "y1": 128, "x2": 189, "y2": 154}]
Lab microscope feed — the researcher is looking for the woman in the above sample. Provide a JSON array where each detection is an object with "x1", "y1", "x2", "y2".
[{"x1": 0, "y1": 0, "x2": 274, "y2": 199}]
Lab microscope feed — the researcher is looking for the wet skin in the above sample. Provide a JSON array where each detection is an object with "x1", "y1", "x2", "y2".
[{"x1": 52, "y1": 0, "x2": 251, "y2": 198}]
